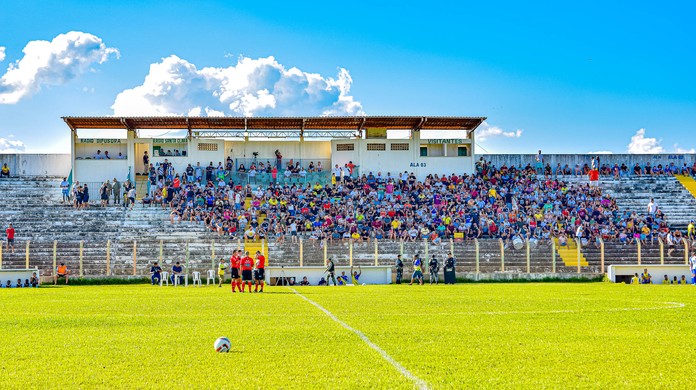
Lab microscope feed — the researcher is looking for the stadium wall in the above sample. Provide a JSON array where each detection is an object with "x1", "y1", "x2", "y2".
[
  {"x1": 0, "y1": 154, "x2": 71, "y2": 177},
  {"x1": 482, "y1": 154, "x2": 696, "y2": 168}
]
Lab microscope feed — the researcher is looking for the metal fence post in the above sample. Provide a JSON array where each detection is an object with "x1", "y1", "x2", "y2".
[
  {"x1": 323, "y1": 239, "x2": 327, "y2": 266},
  {"x1": 599, "y1": 238, "x2": 605, "y2": 274},
  {"x1": 133, "y1": 240, "x2": 137, "y2": 276},
  {"x1": 53, "y1": 241, "x2": 57, "y2": 275},
  {"x1": 25, "y1": 240, "x2": 30, "y2": 269},
  {"x1": 576, "y1": 238, "x2": 581, "y2": 274},
  {"x1": 399, "y1": 239, "x2": 404, "y2": 256},
  {"x1": 499, "y1": 239, "x2": 505, "y2": 272},
  {"x1": 211, "y1": 240, "x2": 215, "y2": 271},
  {"x1": 159, "y1": 240, "x2": 163, "y2": 263},
  {"x1": 526, "y1": 239, "x2": 531, "y2": 274},
  {"x1": 79, "y1": 241, "x2": 84, "y2": 277},
  {"x1": 299, "y1": 238, "x2": 304, "y2": 267},
  {"x1": 349, "y1": 240, "x2": 353, "y2": 267},
  {"x1": 106, "y1": 240, "x2": 111, "y2": 276},
  {"x1": 552, "y1": 238, "x2": 556, "y2": 273},
  {"x1": 683, "y1": 238, "x2": 689, "y2": 265},
  {"x1": 658, "y1": 238, "x2": 664, "y2": 265},
  {"x1": 185, "y1": 241, "x2": 190, "y2": 275},
  {"x1": 637, "y1": 240, "x2": 641, "y2": 265},
  {"x1": 474, "y1": 238, "x2": 480, "y2": 274},
  {"x1": 374, "y1": 239, "x2": 378, "y2": 266}
]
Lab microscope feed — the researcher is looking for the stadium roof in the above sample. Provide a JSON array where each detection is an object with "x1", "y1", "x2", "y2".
[{"x1": 62, "y1": 116, "x2": 486, "y2": 138}]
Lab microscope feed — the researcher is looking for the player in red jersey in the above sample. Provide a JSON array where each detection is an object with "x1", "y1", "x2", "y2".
[
  {"x1": 229, "y1": 249, "x2": 242, "y2": 292},
  {"x1": 254, "y1": 250, "x2": 266, "y2": 293},
  {"x1": 240, "y1": 251, "x2": 254, "y2": 292}
]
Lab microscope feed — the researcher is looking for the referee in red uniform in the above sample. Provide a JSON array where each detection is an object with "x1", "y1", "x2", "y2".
[{"x1": 240, "y1": 251, "x2": 254, "y2": 293}]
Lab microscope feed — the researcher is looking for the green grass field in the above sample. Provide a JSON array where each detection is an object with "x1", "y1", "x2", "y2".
[{"x1": 1, "y1": 282, "x2": 694, "y2": 389}]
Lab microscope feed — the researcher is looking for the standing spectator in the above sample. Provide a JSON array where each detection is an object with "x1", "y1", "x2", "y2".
[
  {"x1": 410, "y1": 254, "x2": 424, "y2": 285},
  {"x1": 30, "y1": 272, "x2": 39, "y2": 287},
  {"x1": 100, "y1": 182, "x2": 109, "y2": 207},
  {"x1": 0, "y1": 163, "x2": 9, "y2": 178},
  {"x1": 60, "y1": 177, "x2": 70, "y2": 203},
  {"x1": 690, "y1": 251, "x2": 696, "y2": 285},
  {"x1": 142, "y1": 151, "x2": 149, "y2": 174},
  {"x1": 127, "y1": 187, "x2": 137, "y2": 210},
  {"x1": 54, "y1": 262, "x2": 69, "y2": 285},
  {"x1": 112, "y1": 178, "x2": 121, "y2": 205},
  {"x1": 275, "y1": 149, "x2": 283, "y2": 170},
  {"x1": 395, "y1": 254, "x2": 404, "y2": 284},
  {"x1": 150, "y1": 262, "x2": 163, "y2": 285},
  {"x1": 535, "y1": 150, "x2": 543, "y2": 174},
  {"x1": 324, "y1": 257, "x2": 337, "y2": 286},
  {"x1": 5, "y1": 223, "x2": 15, "y2": 254},
  {"x1": 82, "y1": 184, "x2": 90, "y2": 209},
  {"x1": 647, "y1": 198, "x2": 657, "y2": 217}
]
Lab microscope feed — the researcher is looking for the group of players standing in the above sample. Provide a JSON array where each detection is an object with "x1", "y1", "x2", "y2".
[
  {"x1": 220, "y1": 250, "x2": 266, "y2": 293},
  {"x1": 394, "y1": 252, "x2": 456, "y2": 285}
]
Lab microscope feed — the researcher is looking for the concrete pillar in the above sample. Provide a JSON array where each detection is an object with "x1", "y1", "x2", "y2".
[
  {"x1": 159, "y1": 240, "x2": 163, "y2": 263},
  {"x1": 0, "y1": 243, "x2": 3, "y2": 269},
  {"x1": 323, "y1": 240, "x2": 327, "y2": 266},
  {"x1": 576, "y1": 238, "x2": 581, "y2": 274},
  {"x1": 526, "y1": 239, "x2": 531, "y2": 274},
  {"x1": 399, "y1": 239, "x2": 404, "y2": 256},
  {"x1": 211, "y1": 240, "x2": 215, "y2": 271},
  {"x1": 659, "y1": 238, "x2": 664, "y2": 265},
  {"x1": 600, "y1": 238, "x2": 605, "y2": 274},
  {"x1": 349, "y1": 240, "x2": 353, "y2": 267},
  {"x1": 637, "y1": 240, "x2": 641, "y2": 265},
  {"x1": 683, "y1": 238, "x2": 689, "y2": 265}
]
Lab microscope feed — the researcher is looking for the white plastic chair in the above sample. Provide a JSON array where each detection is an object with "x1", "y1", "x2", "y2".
[
  {"x1": 192, "y1": 271, "x2": 202, "y2": 287},
  {"x1": 206, "y1": 270, "x2": 215, "y2": 285},
  {"x1": 160, "y1": 271, "x2": 169, "y2": 286}
]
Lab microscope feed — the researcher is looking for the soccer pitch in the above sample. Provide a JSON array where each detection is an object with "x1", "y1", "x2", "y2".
[{"x1": 1, "y1": 283, "x2": 694, "y2": 389}]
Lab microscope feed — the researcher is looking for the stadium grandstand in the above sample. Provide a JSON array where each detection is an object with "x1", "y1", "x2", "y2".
[{"x1": 1, "y1": 116, "x2": 696, "y2": 284}]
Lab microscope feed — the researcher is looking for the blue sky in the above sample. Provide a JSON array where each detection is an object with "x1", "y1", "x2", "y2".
[{"x1": 0, "y1": 1, "x2": 694, "y2": 154}]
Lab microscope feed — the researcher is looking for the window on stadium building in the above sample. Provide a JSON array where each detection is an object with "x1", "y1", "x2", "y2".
[
  {"x1": 420, "y1": 146, "x2": 428, "y2": 157},
  {"x1": 390, "y1": 143, "x2": 409, "y2": 151},
  {"x1": 457, "y1": 146, "x2": 468, "y2": 156},
  {"x1": 198, "y1": 143, "x2": 219, "y2": 152},
  {"x1": 367, "y1": 143, "x2": 386, "y2": 151},
  {"x1": 336, "y1": 143, "x2": 355, "y2": 151}
]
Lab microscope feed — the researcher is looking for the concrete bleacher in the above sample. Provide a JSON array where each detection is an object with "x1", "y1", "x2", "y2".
[{"x1": 1, "y1": 176, "x2": 694, "y2": 280}]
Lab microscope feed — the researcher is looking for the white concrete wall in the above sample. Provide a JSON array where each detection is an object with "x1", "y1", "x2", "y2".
[
  {"x1": 75, "y1": 159, "x2": 130, "y2": 183},
  {"x1": 330, "y1": 138, "x2": 474, "y2": 180},
  {"x1": 0, "y1": 154, "x2": 71, "y2": 177}
]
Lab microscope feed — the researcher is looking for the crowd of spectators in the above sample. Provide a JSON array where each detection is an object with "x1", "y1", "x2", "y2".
[{"x1": 139, "y1": 157, "x2": 693, "y2": 251}]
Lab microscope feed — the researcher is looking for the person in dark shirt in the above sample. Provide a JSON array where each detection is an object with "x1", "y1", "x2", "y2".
[
  {"x1": 171, "y1": 262, "x2": 183, "y2": 285},
  {"x1": 150, "y1": 262, "x2": 163, "y2": 285},
  {"x1": 30, "y1": 272, "x2": 39, "y2": 287},
  {"x1": 324, "y1": 257, "x2": 337, "y2": 286},
  {"x1": 395, "y1": 254, "x2": 404, "y2": 284}
]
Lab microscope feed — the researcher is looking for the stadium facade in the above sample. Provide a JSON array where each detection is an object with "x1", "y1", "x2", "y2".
[{"x1": 62, "y1": 116, "x2": 485, "y2": 183}]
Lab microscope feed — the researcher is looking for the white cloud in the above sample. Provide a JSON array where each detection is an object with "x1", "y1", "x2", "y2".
[
  {"x1": 627, "y1": 128, "x2": 665, "y2": 154},
  {"x1": 475, "y1": 121, "x2": 523, "y2": 141},
  {"x1": 111, "y1": 55, "x2": 363, "y2": 117},
  {"x1": 0, "y1": 31, "x2": 119, "y2": 104},
  {"x1": 0, "y1": 47, "x2": 5, "y2": 62},
  {"x1": 0, "y1": 135, "x2": 26, "y2": 153},
  {"x1": 673, "y1": 143, "x2": 695, "y2": 154}
]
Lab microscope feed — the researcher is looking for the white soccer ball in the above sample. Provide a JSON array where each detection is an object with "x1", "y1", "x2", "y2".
[{"x1": 214, "y1": 337, "x2": 231, "y2": 353}]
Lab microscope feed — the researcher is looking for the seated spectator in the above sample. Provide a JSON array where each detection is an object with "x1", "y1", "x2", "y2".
[
  {"x1": 318, "y1": 277, "x2": 327, "y2": 286},
  {"x1": 54, "y1": 262, "x2": 69, "y2": 285},
  {"x1": 23, "y1": 279, "x2": 30, "y2": 288},
  {"x1": 641, "y1": 269, "x2": 652, "y2": 284},
  {"x1": 300, "y1": 276, "x2": 310, "y2": 286},
  {"x1": 104, "y1": 151, "x2": 111, "y2": 159},
  {"x1": 150, "y1": 262, "x2": 163, "y2": 285},
  {"x1": 16, "y1": 278, "x2": 22, "y2": 288},
  {"x1": 0, "y1": 163, "x2": 9, "y2": 178},
  {"x1": 5, "y1": 280, "x2": 10, "y2": 288},
  {"x1": 170, "y1": 261, "x2": 184, "y2": 285},
  {"x1": 630, "y1": 273, "x2": 640, "y2": 285},
  {"x1": 117, "y1": 152, "x2": 126, "y2": 159}
]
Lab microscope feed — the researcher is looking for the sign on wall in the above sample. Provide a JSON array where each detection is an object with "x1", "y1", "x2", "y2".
[
  {"x1": 153, "y1": 138, "x2": 188, "y2": 144},
  {"x1": 426, "y1": 139, "x2": 467, "y2": 144},
  {"x1": 78, "y1": 138, "x2": 122, "y2": 144}
]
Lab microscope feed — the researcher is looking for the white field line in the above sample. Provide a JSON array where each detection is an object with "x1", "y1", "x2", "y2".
[{"x1": 290, "y1": 288, "x2": 431, "y2": 390}]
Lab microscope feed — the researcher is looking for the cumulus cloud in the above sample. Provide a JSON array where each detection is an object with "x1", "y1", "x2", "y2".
[
  {"x1": 0, "y1": 135, "x2": 26, "y2": 153},
  {"x1": 673, "y1": 143, "x2": 695, "y2": 154},
  {"x1": 0, "y1": 31, "x2": 119, "y2": 104},
  {"x1": 627, "y1": 128, "x2": 665, "y2": 154},
  {"x1": 112, "y1": 55, "x2": 363, "y2": 117},
  {"x1": 475, "y1": 121, "x2": 523, "y2": 141},
  {"x1": 0, "y1": 47, "x2": 5, "y2": 62}
]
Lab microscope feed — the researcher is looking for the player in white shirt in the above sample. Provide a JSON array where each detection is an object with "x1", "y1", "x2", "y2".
[{"x1": 689, "y1": 251, "x2": 696, "y2": 285}]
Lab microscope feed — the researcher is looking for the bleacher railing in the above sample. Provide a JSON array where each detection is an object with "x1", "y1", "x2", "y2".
[{"x1": 0, "y1": 238, "x2": 692, "y2": 281}]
